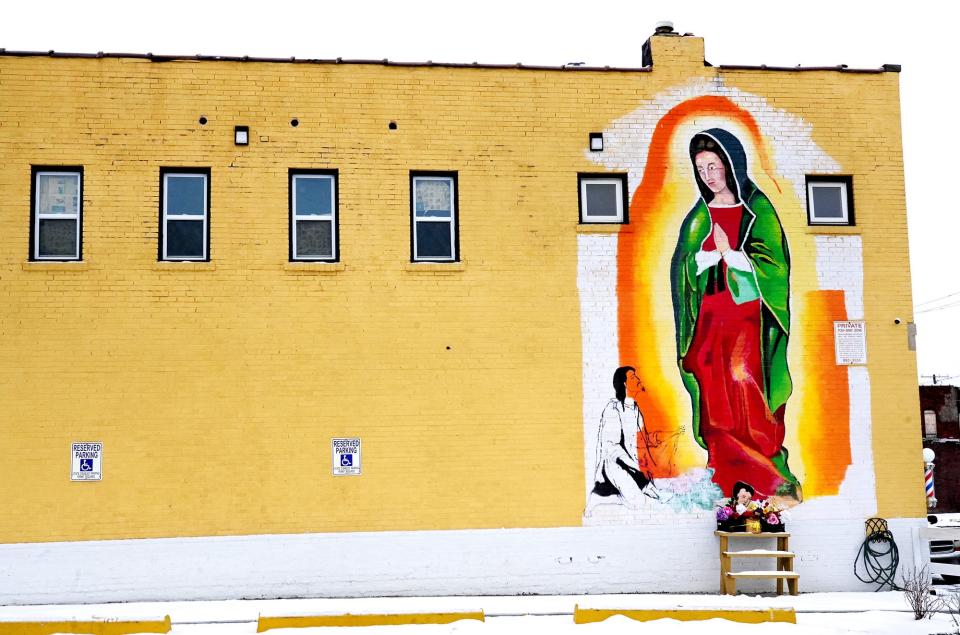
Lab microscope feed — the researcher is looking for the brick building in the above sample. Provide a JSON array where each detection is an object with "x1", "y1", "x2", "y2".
[
  {"x1": 0, "y1": 26, "x2": 925, "y2": 601},
  {"x1": 922, "y1": 385, "x2": 960, "y2": 513}
]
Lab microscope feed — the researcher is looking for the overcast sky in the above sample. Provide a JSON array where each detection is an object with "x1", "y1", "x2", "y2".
[{"x1": 3, "y1": 1, "x2": 957, "y2": 382}]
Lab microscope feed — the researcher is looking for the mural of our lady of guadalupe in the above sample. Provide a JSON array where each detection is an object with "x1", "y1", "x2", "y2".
[{"x1": 671, "y1": 128, "x2": 801, "y2": 504}]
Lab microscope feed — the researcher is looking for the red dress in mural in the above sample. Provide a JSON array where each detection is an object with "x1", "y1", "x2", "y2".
[{"x1": 682, "y1": 204, "x2": 789, "y2": 498}]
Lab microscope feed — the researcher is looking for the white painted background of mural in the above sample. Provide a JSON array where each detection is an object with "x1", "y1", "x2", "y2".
[
  {"x1": 799, "y1": 235, "x2": 877, "y2": 519},
  {"x1": 577, "y1": 234, "x2": 621, "y2": 502}
]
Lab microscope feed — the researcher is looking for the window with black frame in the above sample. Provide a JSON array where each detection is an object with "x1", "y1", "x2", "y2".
[
  {"x1": 411, "y1": 172, "x2": 458, "y2": 262},
  {"x1": 806, "y1": 176, "x2": 854, "y2": 226},
  {"x1": 161, "y1": 169, "x2": 209, "y2": 261},
  {"x1": 578, "y1": 174, "x2": 627, "y2": 224},
  {"x1": 290, "y1": 170, "x2": 338, "y2": 261},
  {"x1": 32, "y1": 167, "x2": 82, "y2": 260}
]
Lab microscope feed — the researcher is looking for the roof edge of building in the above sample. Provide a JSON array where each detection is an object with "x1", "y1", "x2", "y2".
[{"x1": 0, "y1": 49, "x2": 900, "y2": 73}]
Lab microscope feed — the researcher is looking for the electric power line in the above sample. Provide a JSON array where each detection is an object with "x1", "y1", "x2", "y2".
[
  {"x1": 916, "y1": 289, "x2": 960, "y2": 308},
  {"x1": 922, "y1": 374, "x2": 957, "y2": 386},
  {"x1": 916, "y1": 300, "x2": 960, "y2": 315}
]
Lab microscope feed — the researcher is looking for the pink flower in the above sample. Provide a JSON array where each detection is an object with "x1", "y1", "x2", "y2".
[
  {"x1": 716, "y1": 506, "x2": 733, "y2": 521},
  {"x1": 766, "y1": 513, "x2": 780, "y2": 525}
]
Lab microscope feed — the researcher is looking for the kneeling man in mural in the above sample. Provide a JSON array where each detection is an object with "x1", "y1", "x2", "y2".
[{"x1": 587, "y1": 366, "x2": 682, "y2": 513}]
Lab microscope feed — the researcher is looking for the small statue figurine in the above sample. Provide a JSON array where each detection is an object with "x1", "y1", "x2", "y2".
[{"x1": 733, "y1": 481, "x2": 755, "y2": 514}]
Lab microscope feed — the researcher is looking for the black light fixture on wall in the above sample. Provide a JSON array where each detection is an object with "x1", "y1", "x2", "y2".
[
  {"x1": 234, "y1": 126, "x2": 249, "y2": 145},
  {"x1": 589, "y1": 132, "x2": 604, "y2": 152}
]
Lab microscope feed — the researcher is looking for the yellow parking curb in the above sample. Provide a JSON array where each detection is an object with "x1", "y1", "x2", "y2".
[
  {"x1": 0, "y1": 615, "x2": 171, "y2": 635},
  {"x1": 257, "y1": 611, "x2": 485, "y2": 631},
  {"x1": 573, "y1": 605, "x2": 796, "y2": 624}
]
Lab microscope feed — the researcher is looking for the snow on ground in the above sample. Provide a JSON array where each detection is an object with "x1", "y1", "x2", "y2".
[
  {"x1": 158, "y1": 613, "x2": 960, "y2": 635},
  {"x1": 163, "y1": 613, "x2": 956, "y2": 635},
  {"x1": 1, "y1": 592, "x2": 959, "y2": 634}
]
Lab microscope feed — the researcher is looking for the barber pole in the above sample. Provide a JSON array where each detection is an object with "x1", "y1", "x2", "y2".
[{"x1": 923, "y1": 447, "x2": 937, "y2": 509}]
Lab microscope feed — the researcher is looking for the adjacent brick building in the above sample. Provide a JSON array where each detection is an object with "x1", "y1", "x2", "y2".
[
  {"x1": 922, "y1": 385, "x2": 960, "y2": 513},
  {"x1": 0, "y1": 25, "x2": 925, "y2": 602}
]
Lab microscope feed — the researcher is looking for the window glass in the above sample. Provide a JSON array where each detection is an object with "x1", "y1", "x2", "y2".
[
  {"x1": 296, "y1": 220, "x2": 333, "y2": 257},
  {"x1": 415, "y1": 179, "x2": 452, "y2": 217},
  {"x1": 166, "y1": 176, "x2": 206, "y2": 215},
  {"x1": 38, "y1": 218, "x2": 78, "y2": 257},
  {"x1": 295, "y1": 178, "x2": 333, "y2": 216},
  {"x1": 585, "y1": 183, "x2": 619, "y2": 217},
  {"x1": 415, "y1": 222, "x2": 453, "y2": 258},
  {"x1": 807, "y1": 178, "x2": 852, "y2": 225},
  {"x1": 811, "y1": 185, "x2": 844, "y2": 219},
  {"x1": 37, "y1": 174, "x2": 79, "y2": 215},
  {"x1": 166, "y1": 220, "x2": 204, "y2": 258},
  {"x1": 924, "y1": 411, "x2": 938, "y2": 437}
]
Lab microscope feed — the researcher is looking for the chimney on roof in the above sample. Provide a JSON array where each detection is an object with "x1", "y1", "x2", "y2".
[
  {"x1": 654, "y1": 21, "x2": 676, "y2": 35},
  {"x1": 642, "y1": 22, "x2": 705, "y2": 70}
]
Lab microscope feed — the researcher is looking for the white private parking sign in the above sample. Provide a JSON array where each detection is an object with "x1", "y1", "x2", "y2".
[
  {"x1": 834, "y1": 320, "x2": 867, "y2": 365},
  {"x1": 71, "y1": 442, "x2": 102, "y2": 481}
]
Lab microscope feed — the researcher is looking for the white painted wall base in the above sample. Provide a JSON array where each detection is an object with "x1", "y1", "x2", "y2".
[{"x1": 0, "y1": 516, "x2": 926, "y2": 605}]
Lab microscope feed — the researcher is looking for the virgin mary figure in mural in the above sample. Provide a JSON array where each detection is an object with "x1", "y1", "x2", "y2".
[{"x1": 671, "y1": 128, "x2": 801, "y2": 503}]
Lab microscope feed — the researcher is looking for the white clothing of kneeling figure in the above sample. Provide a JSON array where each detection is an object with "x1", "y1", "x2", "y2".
[{"x1": 587, "y1": 395, "x2": 665, "y2": 512}]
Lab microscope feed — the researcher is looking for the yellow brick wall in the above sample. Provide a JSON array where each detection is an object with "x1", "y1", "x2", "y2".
[{"x1": 0, "y1": 35, "x2": 921, "y2": 544}]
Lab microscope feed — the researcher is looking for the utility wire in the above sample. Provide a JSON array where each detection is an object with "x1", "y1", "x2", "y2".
[
  {"x1": 916, "y1": 289, "x2": 960, "y2": 308},
  {"x1": 916, "y1": 300, "x2": 960, "y2": 315}
]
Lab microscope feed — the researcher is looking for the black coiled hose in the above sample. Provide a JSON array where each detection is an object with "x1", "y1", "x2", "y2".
[{"x1": 854, "y1": 518, "x2": 900, "y2": 591}]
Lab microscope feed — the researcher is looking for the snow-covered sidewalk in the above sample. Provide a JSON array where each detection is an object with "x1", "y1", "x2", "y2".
[{"x1": 0, "y1": 592, "x2": 958, "y2": 634}]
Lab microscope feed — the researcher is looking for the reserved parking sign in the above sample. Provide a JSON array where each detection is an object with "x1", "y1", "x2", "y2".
[
  {"x1": 332, "y1": 438, "x2": 361, "y2": 476},
  {"x1": 71, "y1": 442, "x2": 102, "y2": 481}
]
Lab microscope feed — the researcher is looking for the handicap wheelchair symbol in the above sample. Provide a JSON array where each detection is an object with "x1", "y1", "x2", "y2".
[
  {"x1": 340, "y1": 454, "x2": 353, "y2": 467},
  {"x1": 80, "y1": 458, "x2": 94, "y2": 471}
]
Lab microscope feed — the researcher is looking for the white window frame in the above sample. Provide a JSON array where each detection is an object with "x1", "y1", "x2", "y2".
[
  {"x1": 411, "y1": 175, "x2": 457, "y2": 262},
  {"x1": 33, "y1": 169, "x2": 82, "y2": 260},
  {"x1": 579, "y1": 176, "x2": 625, "y2": 224},
  {"x1": 807, "y1": 179, "x2": 851, "y2": 225},
  {"x1": 924, "y1": 410, "x2": 938, "y2": 438},
  {"x1": 291, "y1": 173, "x2": 338, "y2": 262},
  {"x1": 161, "y1": 171, "x2": 208, "y2": 261}
]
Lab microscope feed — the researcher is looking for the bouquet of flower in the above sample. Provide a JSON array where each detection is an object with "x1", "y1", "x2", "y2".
[{"x1": 715, "y1": 481, "x2": 786, "y2": 532}]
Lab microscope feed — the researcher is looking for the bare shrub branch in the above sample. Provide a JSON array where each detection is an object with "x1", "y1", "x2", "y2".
[
  {"x1": 943, "y1": 591, "x2": 960, "y2": 634},
  {"x1": 901, "y1": 566, "x2": 944, "y2": 620}
]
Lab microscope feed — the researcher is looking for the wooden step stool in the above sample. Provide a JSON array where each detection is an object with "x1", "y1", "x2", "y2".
[{"x1": 715, "y1": 531, "x2": 799, "y2": 595}]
